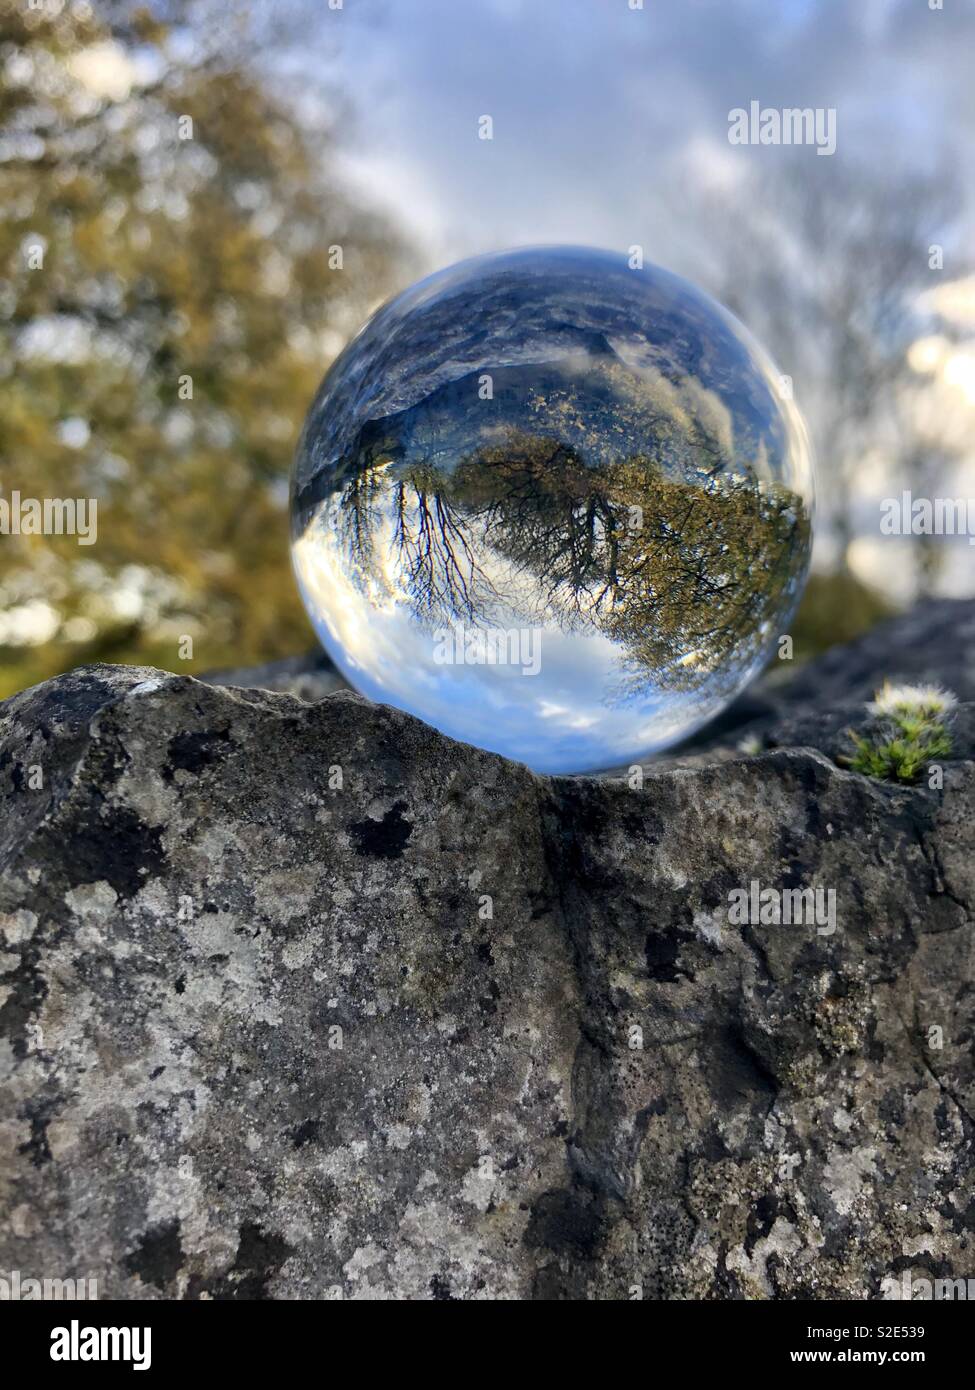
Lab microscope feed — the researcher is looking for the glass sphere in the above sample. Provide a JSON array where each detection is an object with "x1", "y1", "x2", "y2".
[{"x1": 291, "y1": 247, "x2": 813, "y2": 774}]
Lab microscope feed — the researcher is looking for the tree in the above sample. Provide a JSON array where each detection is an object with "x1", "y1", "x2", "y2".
[
  {"x1": 323, "y1": 425, "x2": 810, "y2": 701},
  {"x1": 0, "y1": 0, "x2": 405, "y2": 695},
  {"x1": 696, "y1": 157, "x2": 969, "y2": 580}
]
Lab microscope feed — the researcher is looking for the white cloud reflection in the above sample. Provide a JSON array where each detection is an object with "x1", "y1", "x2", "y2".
[{"x1": 293, "y1": 513, "x2": 718, "y2": 773}]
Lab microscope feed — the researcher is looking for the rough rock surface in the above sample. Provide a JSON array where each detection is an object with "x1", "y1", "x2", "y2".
[
  {"x1": 205, "y1": 650, "x2": 346, "y2": 704},
  {"x1": 1, "y1": 606, "x2": 973, "y2": 1300}
]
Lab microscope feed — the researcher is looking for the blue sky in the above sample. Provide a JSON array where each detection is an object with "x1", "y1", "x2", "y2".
[{"x1": 299, "y1": 0, "x2": 975, "y2": 274}]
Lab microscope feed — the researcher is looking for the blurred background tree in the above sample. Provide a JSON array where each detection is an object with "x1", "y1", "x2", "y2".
[
  {"x1": 694, "y1": 156, "x2": 972, "y2": 653},
  {"x1": 0, "y1": 0, "x2": 405, "y2": 696}
]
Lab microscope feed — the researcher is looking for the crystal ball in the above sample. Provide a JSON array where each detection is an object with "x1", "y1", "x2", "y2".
[{"x1": 291, "y1": 247, "x2": 813, "y2": 774}]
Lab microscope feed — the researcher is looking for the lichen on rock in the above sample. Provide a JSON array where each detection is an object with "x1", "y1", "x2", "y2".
[{"x1": 1, "y1": 600, "x2": 973, "y2": 1299}]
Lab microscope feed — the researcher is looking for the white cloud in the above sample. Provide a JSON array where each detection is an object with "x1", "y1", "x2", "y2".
[{"x1": 918, "y1": 275, "x2": 975, "y2": 328}]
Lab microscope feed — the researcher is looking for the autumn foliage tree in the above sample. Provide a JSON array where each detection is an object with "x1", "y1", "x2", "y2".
[{"x1": 0, "y1": 0, "x2": 404, "y2": 694}]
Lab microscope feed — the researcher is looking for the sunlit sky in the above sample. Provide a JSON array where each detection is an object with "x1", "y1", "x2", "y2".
[
  {"x1": 292, "y1": 0, "x2": 975, "y2": 599},
  {"x1": 299, "y1": 0, "x2": 975, "y2": 270}
]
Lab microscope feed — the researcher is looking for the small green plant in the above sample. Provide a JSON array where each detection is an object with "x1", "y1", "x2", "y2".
[{"x1": 843, "y1": 682, "x2": 956, "y2": 784}]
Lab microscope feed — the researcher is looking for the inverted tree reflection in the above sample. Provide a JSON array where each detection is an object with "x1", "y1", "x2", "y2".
[{"x1": 327, "y1": 428, "x2": 809, "y2": 697}]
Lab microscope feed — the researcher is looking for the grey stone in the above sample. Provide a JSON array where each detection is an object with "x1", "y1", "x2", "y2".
[
  {"x1": 690, "y1": 595, "x2": 975, "y2": 755},
  {"x1": 0, "y1": 609, "x2": 972, "y2": 1300},
  {"x1": 203, "y1": 650, "x2": 347, "y2": 703}
]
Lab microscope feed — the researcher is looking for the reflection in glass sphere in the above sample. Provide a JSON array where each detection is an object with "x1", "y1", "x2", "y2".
[{"x1": 290, "y1": 247, "x2": 813, "y2": 774}]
